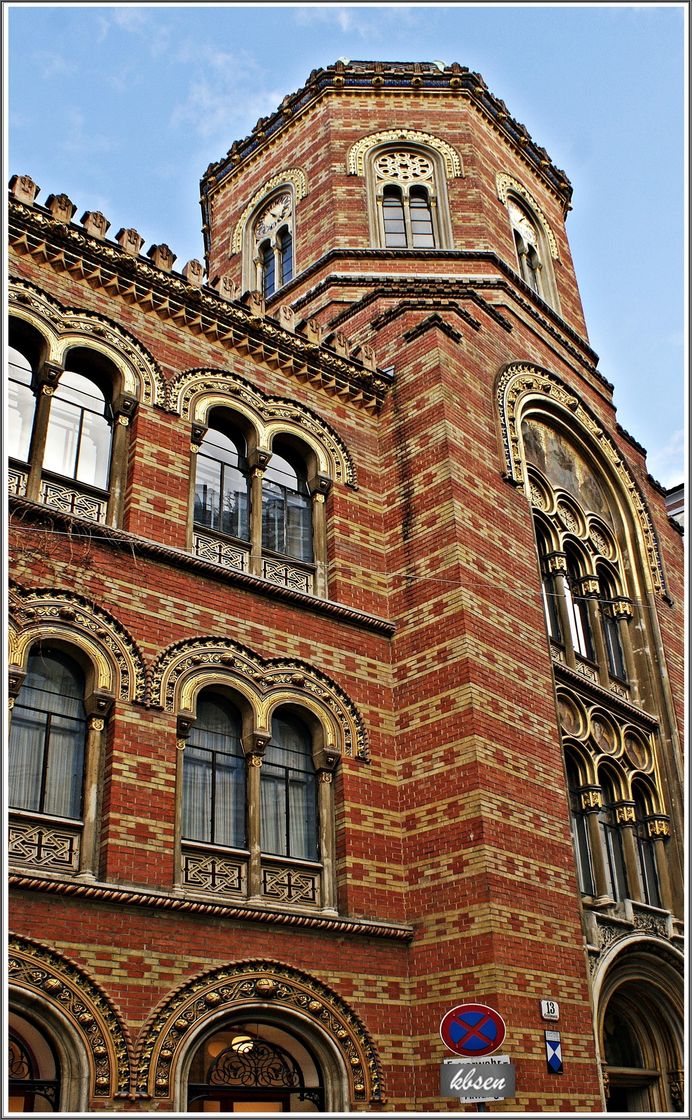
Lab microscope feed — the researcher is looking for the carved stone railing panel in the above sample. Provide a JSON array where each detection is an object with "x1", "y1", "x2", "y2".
[
  {"x1": 193, "y1": 531, "x2": 249, "y2": 572},
  {"x1": 8, "y1": 813, "x2": 81, "y2": 873},
  {"x1": 8, "y1": 465, "x2": 28, "y2": 497},
  {"x1": 181, "y1": 844, "x2": 246, "y2": 898},
  {"x1": 260, "y1": 859, "x2": 321, "y2": 907},
  {"x1": 262, "y1": 558, "x2": 313, "y2": 594},
  {"x1": 40, "y1": 477, "x2": 107, "y2": 523}
]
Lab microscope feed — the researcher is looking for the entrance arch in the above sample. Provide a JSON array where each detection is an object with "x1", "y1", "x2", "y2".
[
  {"x1": 135, "y1": 959, "x2": 384, "y2": 1111},
  {"x1": 596, "y1": 941, "x2": 684, "y2": 1112}
]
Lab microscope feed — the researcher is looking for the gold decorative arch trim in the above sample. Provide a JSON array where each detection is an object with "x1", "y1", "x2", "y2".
[
  {"x1": 9, "y1": 277, "x2": 164, "y2": 405},
  {"x1": 150, "y1": 637, "x2": 369, "y2": 759},
  {"x1": 134, "y1": 958, "x2": 384, "y2": 1103},
  {"x1": 170, "y1": 367, "x2": 357, "y2": 487},
  {"x1": 9, "y1": 934, "x2": 133, "y2": 1098},
  {"x1": 495, "y1": 362, "x2": 668, "y2": 598},
  {"x1": 348, "y1": 129, "x2": 463, "y2": 178},
  {"x1": 231, "y1": 169, "x2": 308, "y2": 254},
  {"x1": 496, "y1": 172, "x2": 560, "y2": 260},
  {"x1": 9, "y1": 583, "x2": 147, "y2": 703}
]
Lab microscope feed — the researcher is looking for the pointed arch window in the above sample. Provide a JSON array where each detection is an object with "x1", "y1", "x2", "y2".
[
  {"x1": 598, "y1": 772, "x2": 629, "y2": 902},
  {"x1": 8, "y1": 1018, "x2": 61, "y2": 1113},
  {"x1": 564, "y1": 546, "x2": 596, "y2": 662},
  {"x1": 261, "y1": 712, "x2": 318, "y2": 862},
  {"x1": 9, "y1": 649, "x2": 87, "y2": 820},
  {"x1": 599, "y1": 567, "x2": 628, "y2": 681},
  {"x1": 182, "y1": 693, "x2": 246, "y2": 849},
  {"x1": 370, "y1": 146, "x2": 452, "y2": 249},
  {"x1": 633, "y1": 786, "x2": 661, "y2": 908},
  {"x1": 566, "y1": 756, "x2": 595, "y2": 897},
  {"x1": 194, "y1": 424, "x2": 250, "y2": 541}
]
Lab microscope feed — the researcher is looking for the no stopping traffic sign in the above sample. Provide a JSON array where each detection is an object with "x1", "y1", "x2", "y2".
[{"x1": 440, "y1": 1003, "x2": 506, "y2": 1058}]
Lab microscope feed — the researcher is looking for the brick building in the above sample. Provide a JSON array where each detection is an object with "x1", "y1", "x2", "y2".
[{"x1": 7, "y1": 60, "x2": 684, "y2": 1114}]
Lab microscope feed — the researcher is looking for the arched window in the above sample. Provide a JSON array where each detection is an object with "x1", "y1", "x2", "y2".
[
  {"x1": 566, "y1": 756, "x2": 594, "y2": 896},
  {"x1": 279, "y1": 227, "x2": 293, "y2": 286},
  {"x1": 9, "y1": 648, "x2": 87, "y2": 821},
  {"x1": 194, "y1": 424, "x2": 250, "y2": 541},
  {"x1": 261, "y1": 712, "x2": 318, "y2": 862},
  {"x1": 382, "y1": 185, "x2": 407, "y2": 247},
  {"x1": 43, "y1": 369, "x2": 112, "y2": 491},
  {"x1": 251, "y1": 192, "x2": 295, "y2": 297},
  {"x1": 182, "y1": 692, "x2": 246, "y2": 849},
  {"x1": 409, "y1": 185, "x2": 435, "y2": 247},
  {"x1": 508, "y1": 198, "x2": 547, "y2": 297},
  {"x1": 633, "y1": 785, "x2": 661, "y2": 908},
  {"x1": 564, "y1": 546, "x2": 596, "y2": 662},
  {"x1": 598, "y1": 771, "x2": 628, "y2": 902},
  {"x1": 262, "y1": 445, "x2": 313, "y2": 563},
  {"x1": 8, "y1": 1015, "x2": 61, "y2": 1113},
  {"x1": 535, "y1": 522, "x2": 562, "y2": 643},
  {"x1": 599, "y1": 567, "x2": 628, "y2": 681},
  {"x1": 8, "y1": 345, "x2": 36, "y2": 463}
]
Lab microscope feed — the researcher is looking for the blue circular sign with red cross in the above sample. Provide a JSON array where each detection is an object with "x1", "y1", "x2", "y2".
[{"x1": 440, "y1": 1003, "x2": 506, "y2": 1057}]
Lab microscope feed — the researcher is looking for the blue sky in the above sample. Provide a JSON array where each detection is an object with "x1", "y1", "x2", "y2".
[{"x1": 6, "y1": 4, "x2": 686, "y2": 487}]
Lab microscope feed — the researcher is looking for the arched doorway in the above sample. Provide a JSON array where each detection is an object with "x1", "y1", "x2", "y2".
[
  {"x1": 8, "y1": 1012, "x2": 62, "y2": 1112},
  {"x1": 185, "y1": 1019, "x2": 324, "y2": 1113},
  {"x1": 598, "y1": 944, "x2": 684, "y2": 1112}
]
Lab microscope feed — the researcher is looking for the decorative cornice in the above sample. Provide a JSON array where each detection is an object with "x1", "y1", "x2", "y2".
[
  {"x1": 201, "y1": 61, "x2": 571, "y2": 209},
  {"x1": 8, "y1": 875, "x2": 413, "y2": 940},
  {"x1": 284, "y1": 249, "x2": 601, "y2": 372},
  {"x1": 554, "y1": 662, "x2": 659, "y2": 730},
  {"x1": 8, "y1": 498, "x2": 396, "y2": 636},
  {"x1": 402, "y1": 312, "x2": 465, "y2": 345},
  {"x1": 8, "y1": 199, "x2": 392, "y2": 412}
]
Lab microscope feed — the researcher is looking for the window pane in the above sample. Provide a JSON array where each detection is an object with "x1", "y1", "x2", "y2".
[
  {"x1": 279, "y1": 229, "x2": 293, "y2": 285},
  {"x1": 8, "y1": 349, "x2": 35, "y2": 461},
  {"x1": 213, "y1": 752, "x2": 246, "y2": 848},
  {"x1": 289, "y1": 771, "x2": 317, "y2": 861},
  {"x1": 42, "y1": 715, "x2": 85, "y2": 818},
  {"x1": 261, "y1": 243, "x2": 275, "y2": 298},
  {"x1": 262, "y1": 482, "x2": 286, "y2": 553},
  {"x1": 43, "y1": 396, "x2": 81, "y2": 478},
  {"x1": 286, "y1": 491, "x2": 313, "y2": 561},
  {"x1": 410, "y1": 189, "x2": 435, "y2": 248},
  {"x1": 220, "y1": 463, "x2": 250, "y2": 539},
  {"x1": 9, "y1": 651, "x2": 86, "y2": 818},
  {"x1": 8, "y1": 708, "x2": 46, "y2": 811},
  {"x1": 260, "y1": 769, "x2": 287, "y2": 855},
  {"x1": 195, "y1": 456, "x2": 222, "y2": 529},
  {"x1": 182, "y1": 746, "x2": 213, "y2": 842},
  {"x1": 383, "y1": 189, "x2": 407, "y2": 247},
  {"x1": 76, "y1": 410, "x2": 111, "y2": 489}
]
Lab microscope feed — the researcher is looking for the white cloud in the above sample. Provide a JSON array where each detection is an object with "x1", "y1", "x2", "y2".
[
  {"x1": 170, "y1": 47, "x2": 285, "y2": 142},
  {"x1": 31, "y1": 50, "x2": 75, "y2": 78}
]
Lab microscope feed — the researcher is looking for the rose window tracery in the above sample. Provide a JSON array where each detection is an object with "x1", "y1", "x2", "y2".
[{"x1": 374, "y1": 151, "x2": 434, "y2": 182}]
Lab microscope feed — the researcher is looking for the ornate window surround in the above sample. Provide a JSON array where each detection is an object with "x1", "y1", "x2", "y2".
[
  {"x1": 348, "y1": 129, "x2": 461, "y2": 251},
  {"x1": 7, "y1": 281, "x2": 158, "y2": 528},
  {"x1": 179, "y1": 373, "x2": 353, "y2": 598},
  {"x1": 496, "y1": 172, "x2": 560, "y2": 309},
  {"x1": 233, "y1": 170, "x2": 307, "y2": 293},
  {"x1": 152, "y1": 636, "x2": 368, "y2": 914}
]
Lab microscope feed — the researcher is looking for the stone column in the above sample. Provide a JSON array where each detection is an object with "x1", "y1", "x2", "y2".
[
  {"x1": 309, "y1": 474, "x2": 332, "y2": 598},
  {"x1": 81, "y1": 690, "x2": 115, "y2": 877},
  {"x1": 107, "y1": 394, "x2": 138, "y2": 527},
  {"x1": 244, "y1": 731, "x2": 270, "y2": 900}
]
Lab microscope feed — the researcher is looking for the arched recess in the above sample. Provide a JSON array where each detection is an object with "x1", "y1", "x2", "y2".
[
  {"x1": 496, "y1": 172, "x2": 560, "y2": 260},
  {"x1": 592, "y1": 938, "x2": 684, "y2": 1112},
  {"x1": 231, "y1": 168, "x2": 308, "y2": 255},
  {"x1": 150, "y1": 637, "x2": 368, "y2": 760},
  {"x1": 348, "y1": 128, "x2": 463, "y2": 178},
  {"x1": 494, "y1": 362, "x2": 668, "y2": 600},
  {"x1": 134, "y1": 959, "x2": 384, "y2": 1107},
  {"x1": 8, "y1": 277, "x2": 164, "y2": 406},
  {"x1": 9, "y1": 934, "x2": 133, "y2": 1102},
  {"x1": 8, "y1": 583, "x2": 147, "y2": 704},
  {"x1": 170, "y1": 367, "x2": 356, "y2": 488}
]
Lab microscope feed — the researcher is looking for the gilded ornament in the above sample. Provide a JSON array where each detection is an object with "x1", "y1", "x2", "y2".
[
  {"x1": 174, "y1": 1017, "x2": 190, "y2": 1031},
  {"x1": 96, "y1": 1076, "x2": 109, "y2": 1088},
  {"x1": 204, "y1": 991, "x2": 221, "y2": 1005},
  {"x1": 44, "y1": 977, "x2": 62, "y2": 991},
  {"x1": 308, "y1": 999, "x2": 321, "y2": 1012},
  {"x1": 255, "y1": 978, "x2": 277, "y2": 996},
  {"x1": 89, "y1": 717, "x2": 105, "y2": 731}
]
